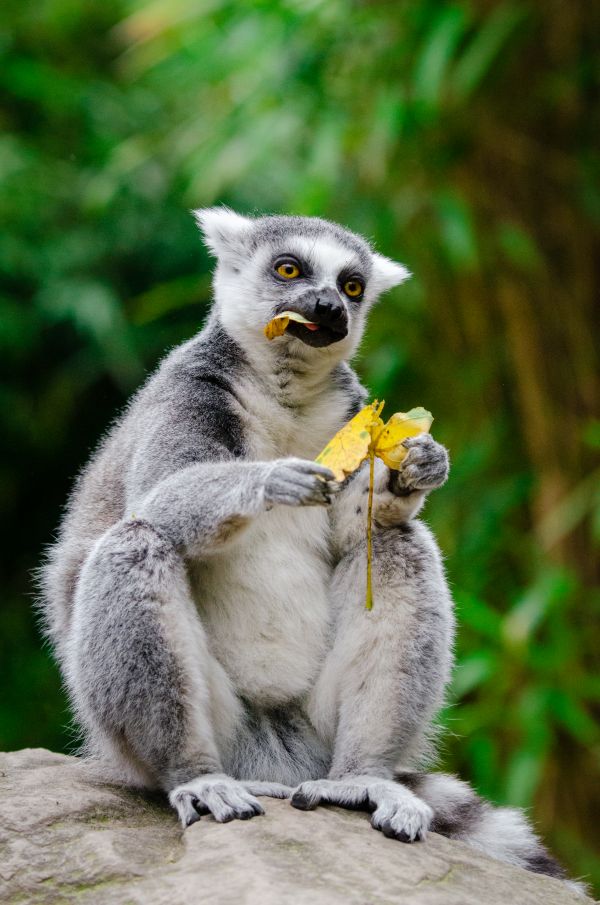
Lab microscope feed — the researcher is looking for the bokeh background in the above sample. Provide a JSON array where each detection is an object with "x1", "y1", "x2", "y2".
[{"x1": 1, "y1": 0, "x2": 599, "y2": 891}]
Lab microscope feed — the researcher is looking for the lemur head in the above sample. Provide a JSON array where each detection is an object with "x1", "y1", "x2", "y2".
[{"x1": 194, "y1": 207, "x2": 410, "y2": 361}]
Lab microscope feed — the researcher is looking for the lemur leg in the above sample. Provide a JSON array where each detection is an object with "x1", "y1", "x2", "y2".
[
  {"x1": 67, "y1": 456, "x2": 333, "y2": 825},
  {"x1": 69, "y1": 519, "x2": 292, "y2": 828},
  {"x1": 298, "y1": 443, "x2": 454, "y2": 842}
]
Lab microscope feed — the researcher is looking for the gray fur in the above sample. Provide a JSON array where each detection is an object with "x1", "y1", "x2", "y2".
[{"x1": 38, "y1": 208, "x2": 579, "y2": 892}]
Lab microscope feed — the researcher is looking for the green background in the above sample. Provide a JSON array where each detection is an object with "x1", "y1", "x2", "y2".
[{"x1": 1, "y1": 0, "x2": 598, "y2": 892}]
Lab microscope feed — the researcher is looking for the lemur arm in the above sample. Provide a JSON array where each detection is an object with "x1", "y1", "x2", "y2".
[{"x1": 124, "y1": 382, "x2": 334, "y2": 558}]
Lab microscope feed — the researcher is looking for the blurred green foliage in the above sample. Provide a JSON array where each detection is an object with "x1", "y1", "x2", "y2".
[{"x1": 1, "y1": 0, "x2": 598, "y2": 892}]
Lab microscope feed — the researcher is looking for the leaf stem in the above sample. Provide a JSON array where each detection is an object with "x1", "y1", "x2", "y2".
[{"x1": 366, "y1": 448, "x2": 375, "y2": 610}]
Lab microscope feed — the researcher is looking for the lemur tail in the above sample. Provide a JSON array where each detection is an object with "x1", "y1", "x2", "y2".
[{"x1": 396, "y1": 771, "x2": 588, "y2": 897}]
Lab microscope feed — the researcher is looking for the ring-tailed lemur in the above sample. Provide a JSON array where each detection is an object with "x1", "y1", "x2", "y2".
[{"x1": 39, "y1": 209, "x2": 583, "y2": 893}]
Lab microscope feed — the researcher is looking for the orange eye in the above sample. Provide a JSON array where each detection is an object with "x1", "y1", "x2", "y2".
[
  {"x1": 276, "y1": 262, "x2": 301, "y2": 279},
  {"x1": 344, "y1": 279, "x2": 363, "y2": 298}
]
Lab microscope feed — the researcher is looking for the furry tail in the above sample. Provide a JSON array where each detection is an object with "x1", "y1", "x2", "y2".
[{"x1": 396, "y1": 771, "x2": 588, "y2": 897}]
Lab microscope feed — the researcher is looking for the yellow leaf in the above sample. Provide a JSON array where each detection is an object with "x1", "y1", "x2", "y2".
[
  {"x1": 314, "y1": 401, "x2": 434, "y2": 610},
  {"x1": 315, "y1": 400, "x2": 384, "y2": 481},
  {"x1": 375, "y1": 407, "x2": 433, "y2": 469},
  {"x1": 264, "y1": 311, "x2": 314, "y2": 340}
]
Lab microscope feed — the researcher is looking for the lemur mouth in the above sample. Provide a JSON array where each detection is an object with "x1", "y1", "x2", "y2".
[{"x1": 285, "y1": 320, "x2": 348, "y2": 348}]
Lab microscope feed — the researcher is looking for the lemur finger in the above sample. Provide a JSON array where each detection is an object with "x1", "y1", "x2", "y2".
[
  {"x1": 224, "y1": 788, "x2": 265, "y2": 819},
  {"x1": 371, "y1": 803, "x2": 415, "y2": 841},
  {"x1": 281, "y1": 470, "x2": 327, "y2": 489},
  {"x1": 238, "y1": 790, "x2": 265, "y2": 816},
  {"x1": 293, "y1": 475, "x2": 338, "y2": 499},
  {"x1": 370, "y1": 796, "x2": 432, "y2": 842},
  {"x1": 203, "y1": 787, "x2": 262, "y2": 822},
  {"x1": 286, "y1": 459, "x2": 335, "y2": 480},
  {"x1": 401, "y1": 433, "x2": 434, "y2": 449},
  {"x1": 402, "y1": 463, "x2": 448, "y2": 490},
  {"x1": 242, "y1": 780, "x2": 293, "y2": 799},
  {"x1": 290, "y1": 785, "x2": 322, "y2": 810},
  {"x1": 268, "y1": 469, "x2": 319, "y2": 494},
  {"x1": 279, "y1": 473, "x2": 335, "y2": 502},
  {"x1": 192, "y1": 798, "x2": 210, "y2": 817},
  {"x1": 171, "y1": 792, "x2": 202, "y2": 827},
  {"x1": 271, "y1": 473, "x2": 329, "y2": 496},
  {"x1": 299, "y1": 491, "x2": 334, "y2": 507},
  {"x1": 377, "y1": 819, "x2": 413, "y2": 843}
]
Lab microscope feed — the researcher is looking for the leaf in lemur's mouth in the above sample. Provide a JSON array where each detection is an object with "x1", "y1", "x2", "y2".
[
  {"x1": 264, "y1": 311, "x2": 318, "y2": 340},
  {"x1": 315, "y1": 401, "x2": 434, "y2": 610}
]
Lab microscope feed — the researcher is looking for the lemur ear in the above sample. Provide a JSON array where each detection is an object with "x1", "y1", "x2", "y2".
[
  {"x1": 193, "y1": 207, "x2": 253, "y2": 259},
  {"x1": 370, "y1": 253, "x2": 411, "y2": 294}
]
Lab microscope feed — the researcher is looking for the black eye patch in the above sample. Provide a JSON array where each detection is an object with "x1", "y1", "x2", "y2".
[
  {"x1": 337, "y1": 268, "x2": 366, "y2": 299},
  {"x1": 270, "y1": 254, "x2": 313, "y2": 282}
]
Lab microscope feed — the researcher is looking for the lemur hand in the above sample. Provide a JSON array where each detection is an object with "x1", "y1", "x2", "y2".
[
  {"x1": 264, "y1": 458, "x2": 338, "y2": 508},
  {"x1": 390, "y1": 434, "x2": 449, "y2": 495}
]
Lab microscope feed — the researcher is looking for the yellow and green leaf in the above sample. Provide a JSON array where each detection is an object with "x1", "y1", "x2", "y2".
[
  {"x1": 315, "y1": 400, "x2": 434, "y2": 608},
  {"x1": 264, "y1": 311, "x2": 314, "y2": 340}
]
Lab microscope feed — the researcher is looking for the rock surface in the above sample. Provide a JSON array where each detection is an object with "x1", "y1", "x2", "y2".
[{"x1": 0, "y1": 749, "x2": 591, "y2": 904}]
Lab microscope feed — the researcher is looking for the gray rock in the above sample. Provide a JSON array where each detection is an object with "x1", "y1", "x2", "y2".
[{"x1": 0, "y1": 749, "x2": 591, "y2": 904}]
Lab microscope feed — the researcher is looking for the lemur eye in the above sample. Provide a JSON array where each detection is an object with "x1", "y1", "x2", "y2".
[
  {"x1": 343, "y1": 279, "x2": 364, "y2": 298},
  {"x1": 276, "y1": 261, "x2": 301, "y2": 279}
]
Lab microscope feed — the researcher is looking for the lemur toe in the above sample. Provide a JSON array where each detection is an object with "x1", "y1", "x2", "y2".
[
  {"x1": 170, "y1": 776, "x2": 266, "y2": 826},
  {"x1": 242, "y1": 780, "x2": 293, "y2": 799},
  {"x1": 290, "y1": 789, "x2": 318, "y2": 810},
  {"x1": 377, "y1": 818, "x2": 413, "y2": 843},
  {"x1": 185, "y1": 809, "x2": 202, "y2": 828},
  {"x1": 233, "y1": 801, "x2": 264, "y2": 820}
]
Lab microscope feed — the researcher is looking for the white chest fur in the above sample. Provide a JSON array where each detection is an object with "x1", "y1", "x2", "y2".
[
  {"x1": 235, "y1": 369, "x2": 350, "y2": 461},
  {"x1": 191, "y1": 504, "x2": 332, "y2": 705},
  {"x1": 190, "y1": 371, "x2": 350, "y2": 706}
]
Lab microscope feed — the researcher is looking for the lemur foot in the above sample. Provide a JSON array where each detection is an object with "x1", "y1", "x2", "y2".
[
  {"x1": 290, "y1": 776, "x2": 433, "y2": 842},
  {"x1": 391, "y1": 433, "x2": 449, "y2": 494},
  {"x1": 169, "y1": 774, "x2": 292, "y2": 827}
]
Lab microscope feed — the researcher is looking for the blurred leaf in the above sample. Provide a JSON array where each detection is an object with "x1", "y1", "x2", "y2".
[
  {"x1": 583, "y1": 419, "x2": 600, "y2": 450},
  {"x1": 536, "y1": 470, "x2": 600, "y2": 551},
  {"x1": 455, "y1": 591, "x2": 502, "y2": 640},
  {"x1": 497, "y1": 222, "x2": 545, "y2": 273},
  {"x1": 505, "y1": 747, "x2": 545, "y2": 808},
  {"x1": 548, "y1": 690, "x2": 600, "y2": 746},
  {"x1": 413, "y1": 5, "x2": 468, "y2": 111},
  {"x1": 435, "y1": 191, "x2": 479, "y2": 270},
  {"x1": 452, "y1": 650, "x2": 497, "y2": 699},
  {"x1": 502, "y1": 568, "x2": 573, "y2": 647},
  {"x1": 451, "y1": 3, "x2": 526, "y2": 100}
]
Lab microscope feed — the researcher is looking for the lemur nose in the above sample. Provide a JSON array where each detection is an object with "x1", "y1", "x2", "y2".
[{"x1": 315, "y1": 295, "x2": 344, "y2": 321}]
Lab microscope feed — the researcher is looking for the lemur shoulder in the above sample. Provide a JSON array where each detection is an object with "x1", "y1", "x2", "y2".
[{"x1": 39, "y1": 209, "x2": 583, "y2": 894}]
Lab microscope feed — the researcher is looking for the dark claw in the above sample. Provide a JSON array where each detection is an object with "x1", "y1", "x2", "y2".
[
  {"x1": 192, "y1": 798, "x2": 210, "y2": 817},
  {"x1": 380, "y1": 820, "x2": 413, "y2": 843},
  {"x1": 251, "y1": 803, "x2": 265, "y2": 816},
  {"x1": 185, "y1": 810, "x2": 201, "y2": 827},
  {"x1": 396, "y1": 830, "x2": 413, "y2": 843},
  {"x1": 291, "y1": 792, "x2": 317, "y2": 811},
  {"x1": 238, "y1": 810, "x2": 253, "y2": 820}
]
